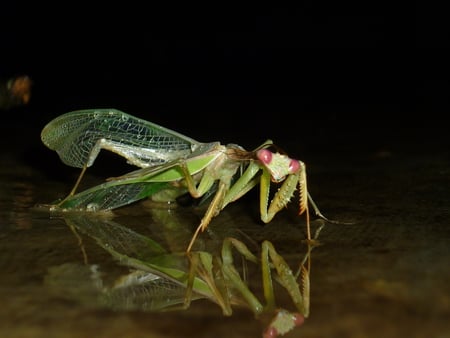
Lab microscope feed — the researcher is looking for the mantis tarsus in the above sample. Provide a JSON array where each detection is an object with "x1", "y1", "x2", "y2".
[{"x1": 41, "y1": 108, "x2": 338, "y2": 252}]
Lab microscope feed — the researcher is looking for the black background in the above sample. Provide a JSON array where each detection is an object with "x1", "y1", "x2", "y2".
[{"x1": 1, "y1": 4, "x2": 449, "y2": 157}]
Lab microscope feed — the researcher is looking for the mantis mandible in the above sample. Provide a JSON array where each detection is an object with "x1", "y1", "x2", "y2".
[{"x1": 41, "y1": 109, "x2": 337, "y2": 252}]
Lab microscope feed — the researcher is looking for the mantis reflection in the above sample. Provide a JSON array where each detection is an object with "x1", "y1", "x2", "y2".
[{"x1": 51, "y1": 210, "x2": 324, "y2": 337}]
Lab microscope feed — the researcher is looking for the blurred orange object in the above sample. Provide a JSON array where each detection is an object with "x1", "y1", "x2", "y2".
[{"x1": 0, "y1": 75, "x2": 32, "y2": 109}]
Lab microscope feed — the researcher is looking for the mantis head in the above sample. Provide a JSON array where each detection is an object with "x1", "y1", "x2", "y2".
[{"x1": 256, "y1": 149, "x2": 302, "y2": 183}]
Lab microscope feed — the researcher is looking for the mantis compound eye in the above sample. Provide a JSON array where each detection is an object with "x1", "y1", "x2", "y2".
[
  {"x1": 256, "y1": 149, "x2": 272, "y2": 164},
  {"x1": 288, "y1": 159, "x2": 300, "y2": 174},
  {"x1": 257, "y1": 149, "x2": 300, "y2": 182}
]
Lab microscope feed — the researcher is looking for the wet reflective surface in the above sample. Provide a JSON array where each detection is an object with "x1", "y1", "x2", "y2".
[{"x1": 1, "y1": 123, "x2": 450, "y2": 338}]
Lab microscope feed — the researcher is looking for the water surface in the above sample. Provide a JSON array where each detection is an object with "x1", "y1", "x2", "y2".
[{"x1": 1, "y1": 125, "x2": 449, "y2": 338}]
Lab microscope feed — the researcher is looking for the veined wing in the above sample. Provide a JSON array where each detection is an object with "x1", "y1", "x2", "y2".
[
  {"x1": 54, "y1": 179, "x2": 172, "y2": 211},
  {"x1": 53, "y1": 163, "x2": 187, "y2": 211},
  {"x1": 52, "y1": 142, "x2": 223, "y2": 211},
  {"x1": 41, "y1": 108, "x2": 202, "y2": 168}
]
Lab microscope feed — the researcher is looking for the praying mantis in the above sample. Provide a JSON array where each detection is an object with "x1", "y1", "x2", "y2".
[{"x1": 41, "y1": 108, "x2": 337, "y2": 252}]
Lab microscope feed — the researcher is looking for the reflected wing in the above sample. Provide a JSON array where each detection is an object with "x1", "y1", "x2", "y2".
[
  {"x1": 64, "y1": 214, "x2": 168, "y2": 259},
  {"x1": 63, "y1": 215, "x2": 214, "y2": 299},
  {"x1": 41, "y1": 108, "x2": 201, "y2": 168},
  {"x1": 104, "y1": 275, "x2": 201, "y2": 311}
]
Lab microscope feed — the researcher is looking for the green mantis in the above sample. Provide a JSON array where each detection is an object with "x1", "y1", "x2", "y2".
[
  {"x1": 57, "y1": 212, "x2": 321, "y2": 337},
  {"x1": 41, "y1": 108, "x2": 335, "y2": 252}
]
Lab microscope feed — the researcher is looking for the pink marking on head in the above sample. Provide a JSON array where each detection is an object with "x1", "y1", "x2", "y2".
[
  {"x1": 293, "y1": 313, "x2": 305, "y2": 327},
  {"x1": 257, "y1": 149, "x2": 272, "y2": 165},
  {"x1": 288, "y1": 160, "x2": 300, "y2": 174},
  {"x1": 263, "y1": 327, "x2": 278, "y2": 338}
]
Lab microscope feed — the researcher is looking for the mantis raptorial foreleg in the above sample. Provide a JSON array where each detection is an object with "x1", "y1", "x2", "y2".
[
  {"x1": 261, "y1": 240, "x2": 309, "y2": 317},
  {"x1": 261, "y1": 238, "x2": 314, "y2": 337},
  {"x1": 259, "y1": 163, "x2": 312, "y2": 240},
  {"x1": 220, "y1": 237, "x2": 310, "y2": 322}
]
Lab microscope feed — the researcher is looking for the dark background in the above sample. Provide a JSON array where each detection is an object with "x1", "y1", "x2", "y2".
[{"x1": 1, "y1": 4, "x2": 449, "y2": 158}]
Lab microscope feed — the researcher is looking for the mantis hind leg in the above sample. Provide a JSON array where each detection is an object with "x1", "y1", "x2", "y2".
[
  {"x1": 55, "y1": 164, "x2": 88, "y2": 207},
  {"x1": 69, "y1": 164, "x2": 88, "y2": 197}
]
